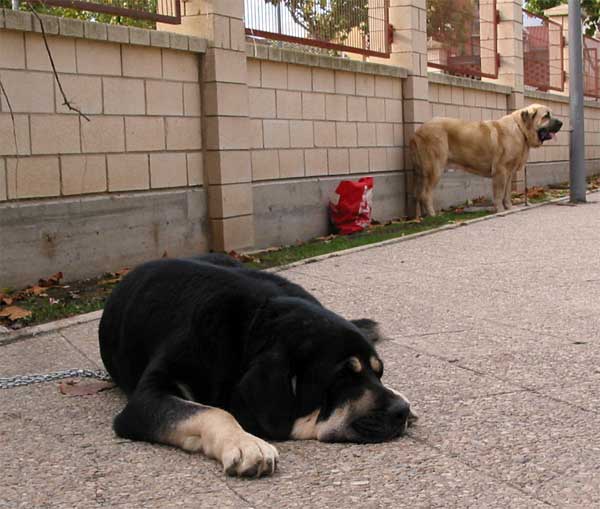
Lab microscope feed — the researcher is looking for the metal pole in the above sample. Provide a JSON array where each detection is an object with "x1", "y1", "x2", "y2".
[
  {"x1": 12, "y1": 0, "x2": 20, "y2": 10},
  {"x1": 277, "y1": 3, "x2": 282, "y2": 34},
  {"x1": 568, "y1": 0, "x2": 587, "y2": 203}
]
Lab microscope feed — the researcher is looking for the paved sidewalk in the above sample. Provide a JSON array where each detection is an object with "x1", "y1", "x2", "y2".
[{"x1": 2, "y1": 195, "x2": 600, "y2": 508}]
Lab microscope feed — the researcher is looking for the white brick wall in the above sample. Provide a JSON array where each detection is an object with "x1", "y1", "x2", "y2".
[
  {"x1": 248, "y1": 58, "x2": 404, "y2": 182},
  {"x1": 0, "y1": 18, "x2": 205, "y2": 201}
]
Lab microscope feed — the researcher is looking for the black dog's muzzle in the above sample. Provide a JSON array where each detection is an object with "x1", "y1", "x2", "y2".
[{"x1": 350, "y1": 398, "x2": 413, "y2": 443}]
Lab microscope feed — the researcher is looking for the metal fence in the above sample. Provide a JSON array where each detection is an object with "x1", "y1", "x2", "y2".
[
  {"x1": 427, "y1": 0, "x2": 498, "y2": 79},
  {"x1": 584, "y1": 36, "x2": 600, "y2": 99},
  {"x1": 26, "y1": 0, "x2": 181, "y2": 24},
  {"x1": 244, "y1": 0, "x2": 391, "y2": 58},
  {"x1": 522, "y1": 10, "x2": 564, "y2": 92}
]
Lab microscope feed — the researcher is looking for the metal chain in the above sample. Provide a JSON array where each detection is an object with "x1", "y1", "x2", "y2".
[{"x1": 0, "y1": 368, "x2": 111, "y2": 389}]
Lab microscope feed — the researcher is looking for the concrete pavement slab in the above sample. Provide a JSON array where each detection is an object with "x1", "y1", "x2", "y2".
[
  {"x1": 409, "y1": 391, "x2": 600, "y2": 495},
  {"x1": 230, "y1": 438, "x2": 550, "y2": 509},
  {"x1": 377, "y1": 341, "x2": 520, "y2": 407},
  {"x1": 454, "y1": 334, "x2": 600, "y2": 390},
  {"x1": 0, "y1": 333, "x2": 92, "y2": 377},
  {"x1": 285, "y1": 269, "x2": 481, "y2": 338},
  {"x1": 58, "y1": 320, "x2": 103, "y2": 368},
  {"x1": 532, "y1": 466, "x2": 600, "y2": 507},
  {"x1": 389, "y1": 326, "x2": 563, "y2": 362}
]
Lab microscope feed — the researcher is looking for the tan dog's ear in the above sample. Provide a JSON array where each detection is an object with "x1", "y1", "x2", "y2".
[{"x1": 521, "y1": 108, "x2": 537, "y2": 127}]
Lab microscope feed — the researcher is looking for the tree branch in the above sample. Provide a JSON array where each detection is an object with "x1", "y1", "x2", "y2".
[
  {"x1": 0, "y1": 78, "x2": 19, "y2": 156},
  {"x1": 27, "y1": 6, "x2": 91, "y2": 121}
]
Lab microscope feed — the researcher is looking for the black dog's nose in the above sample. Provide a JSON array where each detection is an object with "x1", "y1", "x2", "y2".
[{"x1": 388, "y1": 398, "x2": 411, "y2": 425}]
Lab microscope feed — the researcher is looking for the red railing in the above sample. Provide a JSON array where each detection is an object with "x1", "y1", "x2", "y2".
[
  {"x1": 584, "y1": 36, "x2": 600, "y2": 98},
  {"x1": 523, "y1": 10, "x2": 564, "y2": 92},
  {"x1": 427, "y1": 0, "x2": 499, "y2": 79},
  {"x1": 27, "y1": 0, "x2": 181, "y2": 24},
  {"x1": 244, "y1": 0, "x2": 391, "y2": 58}
]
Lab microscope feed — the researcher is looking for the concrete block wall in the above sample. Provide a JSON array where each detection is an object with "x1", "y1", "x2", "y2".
[
  {"x1": 0, "y1": 10, "x2": 209, "y2": 287},
  {"x1": 429, "y1": 74, "x2": 509, "y2": 122},
  {"x1": 245, "y1": 44, "x2": 409, "y2": 248},
  {"x1": 246, "y1": 47, "x2": 406, "y2": 181},
  {"x1": 0, "y1": 11, "x2": 206, "y2": 201}
]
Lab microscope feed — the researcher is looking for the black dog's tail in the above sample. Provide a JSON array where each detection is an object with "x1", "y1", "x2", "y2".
[{"x1": 351, "y1": 319, "x2": 383, "y2": 343}]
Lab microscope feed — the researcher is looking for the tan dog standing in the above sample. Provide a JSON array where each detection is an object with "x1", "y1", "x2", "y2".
[{"x1": 410, "y1": 104, "x2": 563, "y2": 217}]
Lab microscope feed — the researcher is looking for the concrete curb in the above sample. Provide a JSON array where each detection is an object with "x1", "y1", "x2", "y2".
[
  {"x1": 1, "y1": 190, "x2": 594, "y2": 343},
  {"x1": 0, "y1": 310, "x2": 103, "y2": 346},
  {"x1": 267, "y1": 192, "x2": 576, "y2": 273}
]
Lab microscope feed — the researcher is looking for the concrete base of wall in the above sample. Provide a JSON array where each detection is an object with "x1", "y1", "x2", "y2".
[
  {"x1": 433, "y1": 160, "x2": 600, "y2": 211},
  {"x1": 253, "y1": 172, "x2": 406, "y2": 248},
  {"x1": 434, "y1": 169, "x2": 492, "y2": 211},
  {"x1": 0, "y1": 188, "x2": 208, "y2": 288},
  {"x1": 526, "y1": 159, "x2": 600, "y2": 187}
]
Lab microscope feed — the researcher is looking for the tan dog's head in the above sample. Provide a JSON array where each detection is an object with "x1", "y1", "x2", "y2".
[{"x1": 514, "y1": 103, "x2": 563, "y2": 148}]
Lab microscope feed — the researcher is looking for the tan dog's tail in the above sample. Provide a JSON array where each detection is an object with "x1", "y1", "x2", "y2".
[{"x1": 409, "y1": 135, "x2": 424, "y2": 218}]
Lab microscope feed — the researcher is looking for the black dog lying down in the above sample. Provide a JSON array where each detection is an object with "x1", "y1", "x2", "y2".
[{"x1": 99, "y1": 254, "x2": 417, "y2": 477}]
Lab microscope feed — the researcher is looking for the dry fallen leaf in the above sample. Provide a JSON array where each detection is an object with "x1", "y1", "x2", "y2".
[
  {"x1": 58, "y1": 379, "x2": 115, "y2": 396},
  {"x1": 26, "y1": 285, "x2": 46, "y2": 296},
  {"x1": 39, "y1": 271, "x2": 64, "y2": 288},
  {"x1": 0, "y1": 305, "x2": 32, "y2": 321},
  {"x1": 227, "y1": 250, "x2": 260, "y2": 263},
  {"x1": 98, "y1": 278, "x2": 121, "y2": 286},
  {"x1": 315, "y1": 234, "x2": 336, "y2": 241},
  {"x1": 1, "y1": 295, "x2": 13, "y2": 306},
  {"x1": 527, "y1": 186, "x2": 546, "y2": 199}
]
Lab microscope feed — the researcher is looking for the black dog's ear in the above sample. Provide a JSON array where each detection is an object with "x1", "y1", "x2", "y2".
[
  {"x1": 350, "y1": 319, "x2": 383, "y2": 343},
  {"x1": 231, "y1": 351, "x2": 295, "y2": 440}
]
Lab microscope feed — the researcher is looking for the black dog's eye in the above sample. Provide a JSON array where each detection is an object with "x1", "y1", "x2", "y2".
[
  {"x1": 369, "y1": 356, "x2": 383, "y2": 378},
  {"x1": 346, "y1": 357, "x2": 363, "y2": 373}
]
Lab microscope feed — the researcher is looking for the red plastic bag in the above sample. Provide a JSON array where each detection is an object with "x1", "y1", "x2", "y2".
[{"x1": 329, "y1": 177, "x2": 374, "y2": 235}]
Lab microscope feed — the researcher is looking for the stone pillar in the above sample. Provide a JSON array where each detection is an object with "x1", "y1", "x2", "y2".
[
  {"x1": 545, "y1": 5, "x2": 569, "y2": 95},
  {"x1": 370, "y1": 0, "x2": 430, "y2": 216},
  {"x1": 495, "y1": 0, "x2": 525, "y2": 193},
  {"x1": 495, "y1": 0, "x2": 524, "y2": 111},
  {"x1": 160, "y1": 0, "x2": 253, "y2": 252}
]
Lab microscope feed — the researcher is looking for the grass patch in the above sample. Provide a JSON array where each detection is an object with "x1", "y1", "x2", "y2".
[
  {"x1": 244, "y1": 210, "x2": 490, "y2": 269},
  {"x1": 1, "y1": 276, "x2": 115, "y2": 330},
  {"x1": 14, "y1": 296, "x2": 105, "y2": 325}
]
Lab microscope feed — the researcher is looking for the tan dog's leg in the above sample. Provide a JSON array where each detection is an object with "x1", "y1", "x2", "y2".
[
  {"x1": 502, "y1": 167, "x2": 523, "y2": 210},
  {"x1": 423, "y1": 187, "x2": 436, "y2": 217},
  {"x1": 502, "y1": 169, "x2": 517, "y2": 210},
  {"x1": 415, "y1": 166, "x2": 440, "y2": 217},
  {"x1": 411, "y1": 136, "x2": 441, "y2": 218},
  {"x1": 492, "y1": 171, "x2": 508, "y2": 212}
]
